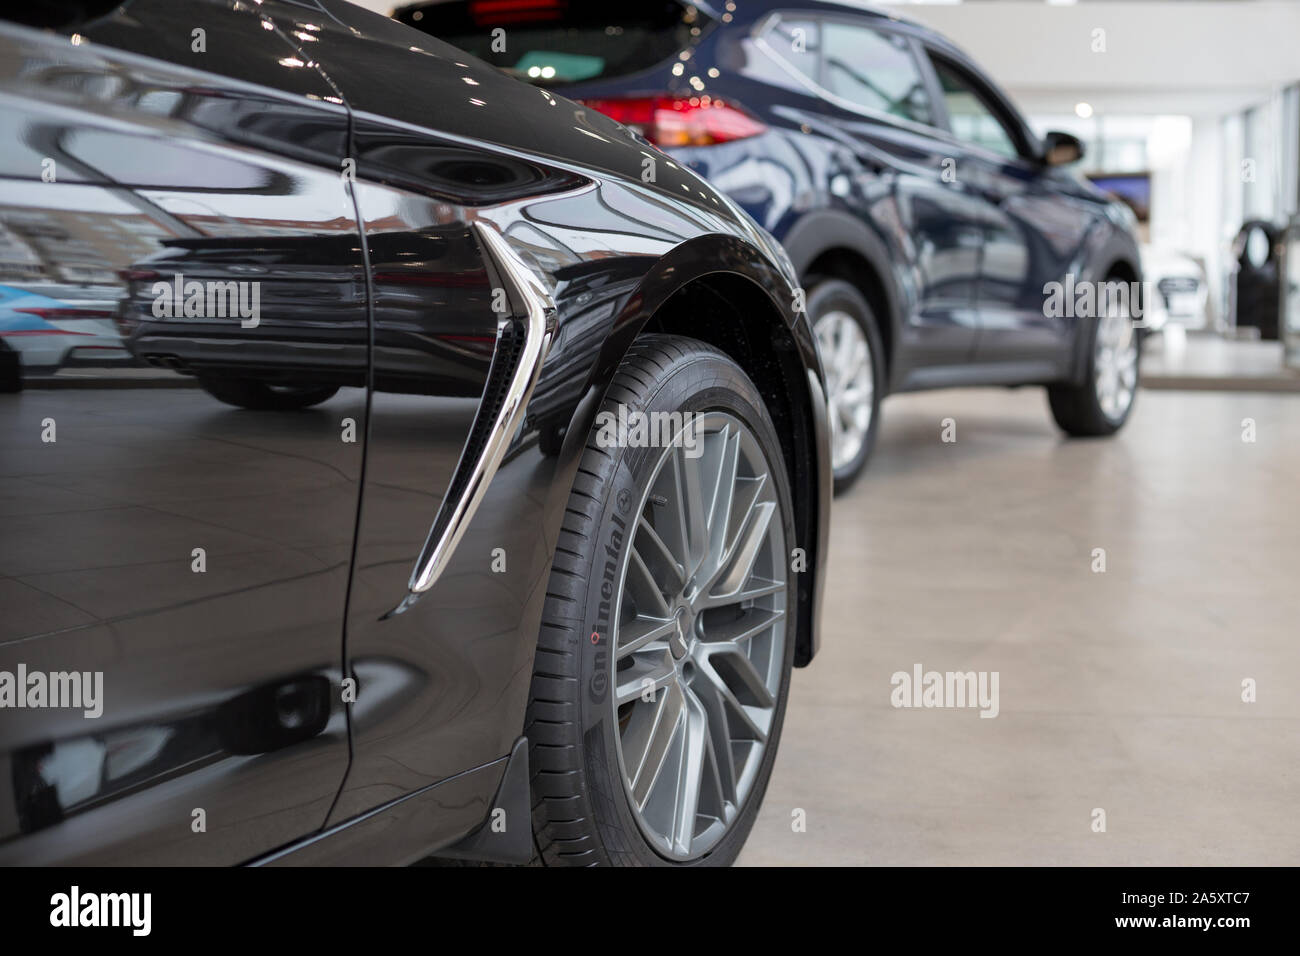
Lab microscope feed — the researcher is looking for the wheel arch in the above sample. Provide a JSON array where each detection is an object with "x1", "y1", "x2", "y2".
[
  {"x1": 1064, "y1": 245, "x2": 1144, "y2": 383},
  {"x1": 557, "y1": 233, "x2": 831, "y2": 667},
  {"x1": 782, "y1": 209, "x2": 905, "y2": 388},
  {"x1": 1104, "y1": 255, "x2": 1141, "y2": 284}
]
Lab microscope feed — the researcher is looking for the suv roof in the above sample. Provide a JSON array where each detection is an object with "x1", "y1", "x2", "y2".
[{"x1": 704, "y1": 0, "x2": 908, "y2": 22}]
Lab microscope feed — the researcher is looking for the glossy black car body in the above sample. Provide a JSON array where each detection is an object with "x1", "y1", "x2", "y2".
[
  {"x1": 0, "y1": 0, "x2": 829, "y2": 865},
  {"x1": 403, "y1": 0, "x2": 1145, "y2": 484}
]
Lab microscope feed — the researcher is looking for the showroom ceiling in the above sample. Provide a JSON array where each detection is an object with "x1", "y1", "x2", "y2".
[{"x1": 891, "y1": 0, "x2": 1300, "y2": 116}]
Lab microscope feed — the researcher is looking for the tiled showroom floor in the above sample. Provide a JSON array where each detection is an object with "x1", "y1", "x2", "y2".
[{"x1": 738, "y1": 385, "x2": 1300, "y2": 865}]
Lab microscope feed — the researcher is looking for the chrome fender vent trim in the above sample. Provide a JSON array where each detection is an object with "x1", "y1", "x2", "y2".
[{"x1": 405, "y1": 222, "x2": 556, "y2": 597}]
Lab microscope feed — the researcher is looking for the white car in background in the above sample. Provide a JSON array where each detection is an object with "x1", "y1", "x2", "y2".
[{"x1": 1140, "y1": 244, "x2": 1210, "y2": 332}]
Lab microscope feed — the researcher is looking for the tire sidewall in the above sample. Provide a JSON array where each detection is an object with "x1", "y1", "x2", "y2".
[{"x1": 575, "y1": 351, "x2": 798, "y2": 866}]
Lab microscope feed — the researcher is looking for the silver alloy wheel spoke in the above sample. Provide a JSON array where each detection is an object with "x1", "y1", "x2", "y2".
[
  {"x1": 1094, "y1": 299, "x2": 1138, "y2": 420},
  {"x1": 814, "y1": 309, "x2": 874, "y2": 471},
  {"x1": 697, "y1": 653, "x2": 771, "y2": 741},
  {"x1": 611, "y1": 411, "x2": 788, "y2": 860},
  {"x1": 616, "y1": 617, "x2": 677, "y2": 659},
  {"x1": 670, "y1": 692, "x2": 708, "y2": 854},
  {"x1": 615, "y1": 652, "x2": 675, "y2": 706},
  {"x1": 672, "y1": 445, "x2": 709, "y2": 578},
  {"x1": 626, "y1": 679, "x2": 686, "y2": 806}
]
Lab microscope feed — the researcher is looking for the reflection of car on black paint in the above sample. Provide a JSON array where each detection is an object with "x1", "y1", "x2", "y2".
[
  {"x1": 0, "y1": 0, "x2": 829, "y2": 867},
  {"x1": 401, "y1": 0, "x2": 1146, "y2": 491},
  {"x1": 0, "y1": 283, "x2": 133, "y2": 379}
]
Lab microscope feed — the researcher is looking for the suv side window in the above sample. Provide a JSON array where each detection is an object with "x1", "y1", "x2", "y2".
[
  {"x1": 763, "y1": 16, "x2": 820, "y2": 84},
  {"x1": 820, "y1": 21, "x2": 932, "y2": 125},
  {"x1": 930, "y1": 57, "x2": 1020, "y2": 159}
]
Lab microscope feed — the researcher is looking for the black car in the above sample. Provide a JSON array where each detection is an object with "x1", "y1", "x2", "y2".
[
  {"x1": 401, "y1": 0, "x2": 1146, "y2": 490},
  {"x1": 0, "y1": 0, "x2": 830, "y2": 867}
]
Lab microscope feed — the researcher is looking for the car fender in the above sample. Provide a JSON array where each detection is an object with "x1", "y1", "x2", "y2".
[
  {"x1": 1065, "y1": 222, "x2": 1144, "y2": 383},
  {"x1": 546, "y1": 232, "x2": 832, "y2": 667}
]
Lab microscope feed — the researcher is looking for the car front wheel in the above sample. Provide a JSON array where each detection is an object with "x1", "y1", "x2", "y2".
[
  {"x1": 525, "y1": 334, "x2": 797, "y2": 866},
  {"x1": 809, "y1": 278, "x2": 883, "y2": 493},
  {"x1": 1048, "y1": 292, "x2": 1141, "y2": 436}
]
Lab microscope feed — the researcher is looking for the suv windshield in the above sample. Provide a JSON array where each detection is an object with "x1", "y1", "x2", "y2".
[{"x1": 395, "y1": 0, "x2": 708, "y2": 86}]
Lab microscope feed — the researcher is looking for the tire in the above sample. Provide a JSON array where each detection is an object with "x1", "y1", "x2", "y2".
[
  {"x1": 196, "y1": 376, "x2": 339, "y2": 411},
  {"x1": 526, "y1": 334, "x2": 798, "y2": 866},
  {"x1": 0, "y1": 344, "x2": 21, "y2": 393},
  {"x1": 1047, "y1": 292, "x2": 1141, "y2": 436},
  {"x1": 807, "y1": 278, "x2": 884, "y2": 494}
]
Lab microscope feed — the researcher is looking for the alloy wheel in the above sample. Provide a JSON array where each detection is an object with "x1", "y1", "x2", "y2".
[
  {"x1": 610, "y1": 411, "x2": 788, "y2": 861},
  {"x1": 1094, "y1": 299, "x2": 1138, "y2": 420},
  {"x1": 814, "y1": 310, "x2": 874, "y2": 472}
]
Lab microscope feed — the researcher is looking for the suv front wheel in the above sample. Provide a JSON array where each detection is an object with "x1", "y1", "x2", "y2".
[
  {"x1": 808, "y1": 278, "x2": 883, "y2": 493},
  {"x1": 1048, "y1": 295, "x2": 1141, "y2": 436}
]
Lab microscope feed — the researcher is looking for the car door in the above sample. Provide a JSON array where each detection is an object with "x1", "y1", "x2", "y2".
[
  {"x1": 250, "y1": 1, "x2": 561, "y2": 832},
  {"x1": 812, "y1": 16, "x2": 983, "y2": 374},
  {"x1": 925, "y1": 52, "x2": 1085, "y2": 373},
  {"x1": 0, "y1": 2, "x2": 365, "y2": 864}
]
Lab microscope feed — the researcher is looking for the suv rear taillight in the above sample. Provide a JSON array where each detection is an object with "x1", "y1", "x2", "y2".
[
  {"x1": 468, "y1": 0, "x2": 566, "y2": 27},
  {"x1": 580, "y1": 95, "x2": 766, "y2": 147}
]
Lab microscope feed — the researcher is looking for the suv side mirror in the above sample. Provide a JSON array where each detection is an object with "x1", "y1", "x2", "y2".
[
  {"x1": 1040, "y1": 130, "x2": 1081, "y2": 166},
  {"x1": 1042, "y1": 130, "x2": 1084, "y2": 166}
]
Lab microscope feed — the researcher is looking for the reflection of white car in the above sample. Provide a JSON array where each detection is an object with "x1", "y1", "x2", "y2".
[
  {"x1": 0, "y1": 282, "x2": 131, "y2": 375},
  {"x1": 1140, "y1": 245, "x2": 1210, "y2": 331}
]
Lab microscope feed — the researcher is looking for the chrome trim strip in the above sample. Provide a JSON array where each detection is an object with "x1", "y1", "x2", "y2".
[{"x1": 406, "y1": 222, "x2": 556, "y2": 595}]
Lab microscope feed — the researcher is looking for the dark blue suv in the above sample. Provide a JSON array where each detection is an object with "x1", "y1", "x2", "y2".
[{"x1": 401, "y1": 0, "x2": 1144, "y2": 491}]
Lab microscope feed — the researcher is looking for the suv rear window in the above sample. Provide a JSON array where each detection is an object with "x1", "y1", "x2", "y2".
[{"x1": 395, "y1": 0, "x2": 709, "y2": 86}]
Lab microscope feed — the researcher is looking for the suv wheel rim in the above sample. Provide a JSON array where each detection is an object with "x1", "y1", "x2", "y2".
[
  {"x1": 1095, "y1": 299, "x2": 1138, "y2": 420},
  {"x1": 814, "y1": 310, "x2": 873, "y2": 472},
  {"x1": 610, "y1": 411, "x2": 788, "y2": 861}
]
